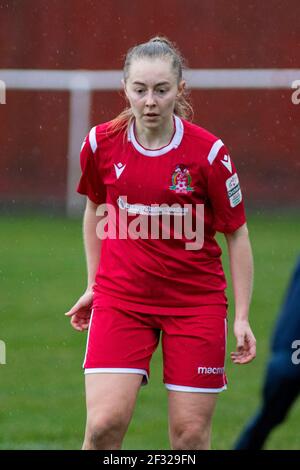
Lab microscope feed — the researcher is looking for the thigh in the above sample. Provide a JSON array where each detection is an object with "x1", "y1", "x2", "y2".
[
  {"x1": 85, "y1": 373, "x2": 142, "y2": 426},
  {"x1": 168, "y1": 390, "x2": 218, "y2": 428}
]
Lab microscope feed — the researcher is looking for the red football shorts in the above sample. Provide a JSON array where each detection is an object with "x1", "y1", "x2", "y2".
[{"x1": 83, "y1": 303, "x2": 228, "y2": 393}]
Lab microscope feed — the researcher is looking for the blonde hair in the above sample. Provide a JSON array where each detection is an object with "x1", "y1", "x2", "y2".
[{"x1": 107, "y1": 35, "x2": 194, "y2": 138}]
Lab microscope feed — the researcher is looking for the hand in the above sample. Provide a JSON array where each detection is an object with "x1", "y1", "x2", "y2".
[
  {"x1": 65, "y1": 288, "x2": 94, "y2": 332},
  {"x1": 231, "y1": 319, "x2": 256, "y2": 364}
]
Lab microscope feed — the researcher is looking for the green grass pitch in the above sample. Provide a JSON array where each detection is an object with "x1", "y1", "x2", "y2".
[{"x1": 0, "y1": 212, "x2": 299, "y2": 449}]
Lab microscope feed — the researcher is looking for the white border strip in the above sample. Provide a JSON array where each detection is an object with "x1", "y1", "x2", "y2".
[
  {"x1": 165, "y1": 383, "x2": 227, "y2": 393},
  {"x1": 82, "y1": 308, "x2": 95, "y2": 368},
  {"x1": 1, "y1": 69, "x2": 300, "y2": 90},
  {"x1": 224, "y1": 318, "x2": 228, "y2": 386},
  {"x1": 84, "y1": 368, "x2": 149, "y2": 381},
  {"x1": 88, "y1": 126, "x2": 97, "y2": 153},
  {"x1": 207, "y1": 138, "x2": 224, "y2": 165},
  {"x1": 184, "y1": 69, "x2": 300, "y2": 89},
  {"x1": 128, "y1": 114, "x2": 183, "y2": 157}
]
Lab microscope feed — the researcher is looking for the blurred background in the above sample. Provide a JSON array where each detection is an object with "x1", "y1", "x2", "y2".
[{"x1": 0, "y1": 0, "x2": 299, "y2": 449}]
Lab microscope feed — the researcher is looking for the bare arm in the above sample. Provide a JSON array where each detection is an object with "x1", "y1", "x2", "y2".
[
  {"x1": 83, "y1": 198, "x2": 102, "y2": 290},
  {"x1": 65, "y1": 198, "x2": 102, "y2": 331},
  {"x1": 225, "y1": 223, "x2": 256, "y2": 364}
]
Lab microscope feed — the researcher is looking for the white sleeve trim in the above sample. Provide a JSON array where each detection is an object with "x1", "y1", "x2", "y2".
[
  {"x1": 88, "y1": 126, "x2": 97, "y2": 153},
  {"x1": 207, "y1": 139, "x2": 224, "y2": 165}
]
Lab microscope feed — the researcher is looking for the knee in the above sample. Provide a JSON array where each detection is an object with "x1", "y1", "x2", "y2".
[
  {"x1": 171, "y1": 421, "x2": 211, "y2": 450},
  {"x1": 83, "y1": 413, "x2": 128, "y2": 450}
]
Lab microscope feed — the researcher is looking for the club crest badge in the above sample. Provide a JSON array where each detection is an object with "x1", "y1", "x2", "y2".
[{"x1": 169, "y1": 164, "x2": 194, "y2": 194}]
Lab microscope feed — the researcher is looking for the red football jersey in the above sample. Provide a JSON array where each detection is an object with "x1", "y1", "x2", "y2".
[{"x1": 77, "y1": 115, "x2": 246, "y2": 315}]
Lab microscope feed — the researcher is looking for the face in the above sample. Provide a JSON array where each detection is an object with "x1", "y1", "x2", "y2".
[{"x1": 122, "y1": 58, "x2": 185, "y2": 128}]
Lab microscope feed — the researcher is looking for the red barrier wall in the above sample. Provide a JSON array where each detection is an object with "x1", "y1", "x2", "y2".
[{"x1": 0, "y1": 0, "x2": 299, "y2": 210}]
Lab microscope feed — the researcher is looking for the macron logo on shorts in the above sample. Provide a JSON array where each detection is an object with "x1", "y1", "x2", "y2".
[{"x1": 198, "y1": 366, "x2": 224, "y2": 375}]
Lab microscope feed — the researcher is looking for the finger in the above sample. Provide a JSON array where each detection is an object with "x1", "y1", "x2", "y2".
[
  {"x1": 230, "y1": 351, "x2": 243, "y2": 358},
  {"x1": 231, "y1": 355, "x2": 242, "y2": 361},
  {"x1": 65, "y1": 308, "x2": 77, "y2": 317},
  {"x1": 236, "y1": 335, "x2": 245, "y2": 351},
  {"x1": 65, "y1": 300, "x2": 84, "y2": 317},
  {"x1": 71, "y1": 316, "x2": 90, "y2": 330},
  {"x1": 233, "y1": 348, "x2": 250, "y2": 357},
  {"x1": 71, "y1": 323, "x2": 83, "y2": 331},
  {"x1": 72, "y1": 320, "x2": 87, "y2": 332},
  {"x1": 231, "y1": 351, "x2": 245, "y2": 358},
  {"x1": 231, "y1": 351, "x2": 246, "y2": 361},
  {"x1": 249, "y1": 342, "x2": 256, "y2": 356},
  {"x1": 231, "y1": 357, "x2": 242, "y2": 364},
  {"x1": 237, "y1": 354, "x2": 255, "y2": 364},
  {"x1": 70, "y1": 317, "x2": 82, "y2": 329},
  {"x1": 232, "y1": 351, "x2": 256, "y2": 364},
  {"x1": 72, "y1": 313, "x2": 90, "y2": 324},
  {"x1": 77, "y1": 322, "x2": 89, "y2": 330}
]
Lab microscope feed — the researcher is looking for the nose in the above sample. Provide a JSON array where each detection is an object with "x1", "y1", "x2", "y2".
[{"x1": 145, "y1": 90, "x2": 156, "y2": 107}]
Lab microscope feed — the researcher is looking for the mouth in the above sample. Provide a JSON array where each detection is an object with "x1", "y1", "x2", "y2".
[{"x1": 144, "y1": 113, "x2": 159, "y2": 117}]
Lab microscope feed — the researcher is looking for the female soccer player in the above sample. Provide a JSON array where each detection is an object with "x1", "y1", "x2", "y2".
[{"x1": 65, "y1": 36, "x2": 256, "y2": 450}]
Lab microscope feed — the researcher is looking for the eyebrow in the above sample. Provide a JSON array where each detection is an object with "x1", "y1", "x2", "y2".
[{"x1": 132, "y1": 81, "x2": 170, "y2": 86}]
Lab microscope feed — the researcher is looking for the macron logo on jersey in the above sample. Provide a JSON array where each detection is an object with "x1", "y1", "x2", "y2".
[
  {"x1": 207, "y1": 140, "x2": 232, "y2": 173},
  {"x1": 198, "y1": 366, "x2": 224, "y2": 375},
  {"x1": 207, "y1": 139, "x2": 224, "y2": 165},
  {"x1": 114, "y1": 162, "x2": 126, "y2": 179},
  {"x1": 221, "y1": 154, "x2": 232, "y2": 173}
]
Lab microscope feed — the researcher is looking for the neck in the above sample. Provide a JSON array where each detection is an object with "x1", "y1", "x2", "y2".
[{"x1": 134, "y1": 115, "x2": 175, "y2": 149}]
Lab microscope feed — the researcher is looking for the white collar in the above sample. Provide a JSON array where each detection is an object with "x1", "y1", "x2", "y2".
[{"x1": 128, "y1": 114, "x2": 184, "y2": 157}]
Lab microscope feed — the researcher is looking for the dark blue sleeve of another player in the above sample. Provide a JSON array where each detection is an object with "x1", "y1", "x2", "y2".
[{"x1": 271, "y1": 256, "x2": 300, "y2": 351}]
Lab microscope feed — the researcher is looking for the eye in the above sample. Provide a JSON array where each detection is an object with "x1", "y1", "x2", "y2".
[{"x1": 135, "y1": 89, "x2": 144, "y2": 94}]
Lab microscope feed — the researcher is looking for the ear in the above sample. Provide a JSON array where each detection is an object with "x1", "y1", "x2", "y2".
[
  {"x1": 121, "y1": 79, "x2": 128, "y2": 97},
  {"x1": 177, "y1": 80, "x2": 186, "y2": 97}
]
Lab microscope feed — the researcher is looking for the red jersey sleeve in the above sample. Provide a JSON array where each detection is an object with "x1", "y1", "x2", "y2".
[
  {"x1": 207, "y1": 142, "x2": 246, "y2": 233},
  {"x1": 76, "y1": 128, "x2": 106, "y2": 205}
]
